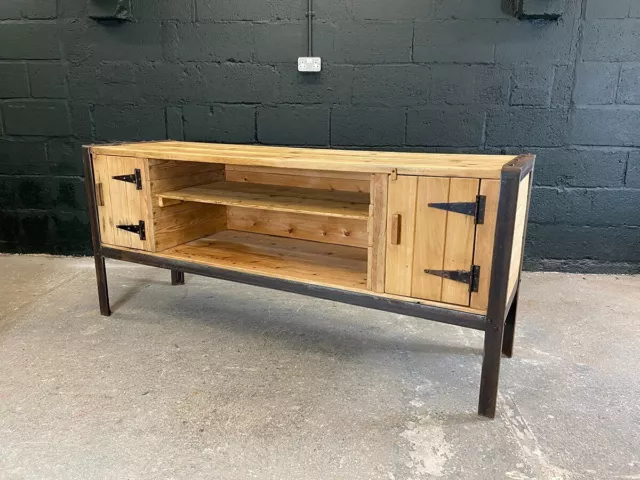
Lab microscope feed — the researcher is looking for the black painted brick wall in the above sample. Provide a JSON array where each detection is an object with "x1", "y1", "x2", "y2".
[{"x1": 0, "y1": 0, "x2": 639, "y2": 271}]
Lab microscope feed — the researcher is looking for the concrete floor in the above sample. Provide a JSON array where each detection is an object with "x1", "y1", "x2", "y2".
[{"x1": 0, "y1": 256, "x2": 638, "y2": 480}]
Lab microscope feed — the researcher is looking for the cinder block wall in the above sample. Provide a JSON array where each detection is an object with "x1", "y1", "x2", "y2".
[{"x1": 0, "y1": 0, "x2": 639, "y2": 272}]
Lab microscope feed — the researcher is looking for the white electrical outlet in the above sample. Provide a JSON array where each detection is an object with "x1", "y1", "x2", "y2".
[{"x1": 298, "y1": 57, "x2": 322, "y2": 73}]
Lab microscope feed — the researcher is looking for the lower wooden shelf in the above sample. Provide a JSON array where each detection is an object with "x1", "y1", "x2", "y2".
[{"x1": 159, "y1": 230, "x2": 369, "y2": 290}]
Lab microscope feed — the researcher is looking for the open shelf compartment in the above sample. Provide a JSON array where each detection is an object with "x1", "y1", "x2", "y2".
[
  {"x1": 144, "y1": 161, "x2": 373, "y2": 291},
  {"x1": 159, "y1": 230, "x2": 369, "y2": 291},
  {"x1": 156, "y1": 181, "x2": 370, "y2": 220}
]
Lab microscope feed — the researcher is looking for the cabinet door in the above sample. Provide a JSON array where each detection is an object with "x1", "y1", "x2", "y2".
[
  {"x1": 385, "y1": 176, "x2": 480, "y2": 307},
  {"x1": 93, "y1": 155, "x2": 153, "y2": 251}
]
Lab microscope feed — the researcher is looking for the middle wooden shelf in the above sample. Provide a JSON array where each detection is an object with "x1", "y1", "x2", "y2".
[{"x1": 156, "y1": 181, "x2": 371, "y2": 219}]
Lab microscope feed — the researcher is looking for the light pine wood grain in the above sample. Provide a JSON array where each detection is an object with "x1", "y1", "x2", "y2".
[
  {"x1": 440, "y1": 178, "x2": 479, "y2": 306},
  {"x1": 92, "y1": 155, "x2": 115, "y2": 246},
  {"x1": 163, "y1": 230, "x2": 369, "y2": 291},
  {"x1": 384, "y1": 176, "x2": 418, "y2": 296},
  {"x1": 91, "y1": 141, "x2": 517, "y2": 179},
  {"x1": 411, "y1": 177, "x2": 450, "y2": 302},
  {"x1": 226, "y1": 166, "x2": 370, "y2": 193},
  {"x1": 156, "y1": 181, "x2": 370, "y2": 219},
  {"x1": 227, "y1": 207, "x2": 368, "y2": 248},
  {"x1": 367, "y1": 174, "x2": 389, "y2": 292},
  {"x1": 506, "y1": 173, "x2": 532, "y2": 303},
  {"x1": 470, "y1": 179, "x2": 500, "y2": 311}
]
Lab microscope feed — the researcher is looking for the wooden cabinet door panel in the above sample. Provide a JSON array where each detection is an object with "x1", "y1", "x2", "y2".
[
  {"x1": 385, "y1": 176, "x2": 480, "y2": 307},
  {"x1": 384, "y1": 176, "x2": 418, "y2": 296},
  {"x1": 93, "y1": 155, "x2": 152, "y2": 251}
]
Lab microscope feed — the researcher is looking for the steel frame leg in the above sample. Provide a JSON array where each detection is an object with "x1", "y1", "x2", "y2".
[
  {"x1": 94, "y1": 254, "x2": 111, "y2": 316},
  {"x1": 478, "y1": 315, "x2": 503, "y2": 418},
  {"x1": 478, "y1": 286, "x2": 518, "y2": 417},
  {"x1": 502, "y1": 286, "x2": 519, "y2": 358},
  {"x1": 171, "y1": 270, "x2": 185, "y2": 285}
]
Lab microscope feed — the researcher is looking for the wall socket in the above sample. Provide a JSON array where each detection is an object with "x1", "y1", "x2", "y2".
[{"x1": 298, "y1": 57, "x2": 322, "y2": 73}]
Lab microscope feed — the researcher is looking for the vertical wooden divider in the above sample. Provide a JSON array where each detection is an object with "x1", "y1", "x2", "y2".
[{"x1": 368, "y1": 174, "x2": 389, "y2": 292}]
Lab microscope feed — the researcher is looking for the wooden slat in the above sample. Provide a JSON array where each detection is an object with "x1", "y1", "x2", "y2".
[
  {"x1": 90, "y1": 141, "x2": 517, "y2": 179},
  {"x1": 150, "y1": 168, "x2": 224, "y2": 193},
  {"x1": 92, "y1": 155, "x2": 115, "y2": 246},
  {"x1": 225, "y1": 166, "x2": 370, "y2": 193},
  {"x1": 163, "y1": 230, "x2": 368, "y2": 291},
  {"x1": 411, "y1": 177, "x2": 450, "y2": 302},
  {"x1": 109, "y1": 157, "x2": 135, "y2": 248},
  {"x1": 507, "y1": 174, "x2": 532, "y2": 302},
  {"x1": 149, "y1": 159, "x2": 223, "y2": 181},
  {"x1": 141, "y1": 159, "x2": 156, "y2": 248},
  {"x1": 227, "y1": 207, "x2": 368, "y2": 248},
  {"x1": 367, "y1": 174, "x2": 389, "y2": 292},
  {"x1": 470, "y1": 179, "x2": 500, "y2": 311},
  {"x1": 384, "y1": 176, "x2": 418, "y2": 296},
  {"x1": 440, "y1": 178, "x2": 480, "y2": 306},
  {"x1": 156, "y1": 181, "x2": 370, "y2": 219}
]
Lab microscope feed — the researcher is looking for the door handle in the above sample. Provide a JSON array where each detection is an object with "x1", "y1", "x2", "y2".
[{"x1": 391, "y1": 213, "x2": 401, "y2": 245}]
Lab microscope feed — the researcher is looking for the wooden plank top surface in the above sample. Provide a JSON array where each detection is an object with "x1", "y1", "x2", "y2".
[{"x1": 90, "y1": 141, "x2": 519, "y2": 179}]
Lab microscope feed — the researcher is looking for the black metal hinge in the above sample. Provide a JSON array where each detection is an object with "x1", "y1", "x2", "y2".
[
  {"x1": 116, "y1": 221, "x2": 146, "y2": 240},
  {"x1": 112, "y1": 168, "x2": 142, "y2": 190},
  {"x1": 424, "y1": 265, "x2": 481, "y2": 293},
  {"x1": 428, "y1": 195, "x2": 486, "y2": 224}
]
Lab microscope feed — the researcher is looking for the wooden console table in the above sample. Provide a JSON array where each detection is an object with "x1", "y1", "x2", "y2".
[{"x1": 83, "y1": 141, "x2": 535, "y2": 418}]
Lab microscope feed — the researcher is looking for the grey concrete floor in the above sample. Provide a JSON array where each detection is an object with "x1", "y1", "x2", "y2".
[{"x1": 0, "y1": 255, "x2": 638, "y2": 480}]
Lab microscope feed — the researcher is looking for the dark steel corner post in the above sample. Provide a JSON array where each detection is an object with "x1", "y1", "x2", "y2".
[
  {"x1": 478, "y1": 155, "x2": 535, "y2": 418},
  {"x1": 171, "y1": 270, "x2": 185, "y2": 285},
  {"x1": 502, "y1": 284, "x2": 519, "y2": 358},
  {"x1": 83, "y1": 147, "x2": 111, "y2": 316}
]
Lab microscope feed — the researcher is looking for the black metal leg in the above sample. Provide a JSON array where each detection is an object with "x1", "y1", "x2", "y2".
[
  {"x1": 478, "y1": 319, "x2": 504, "y2": 418},
  {"x1": 502, "y1": 286, "x2": 519, "y2": 358},
  {"x1": 84, "y1": 147, "x2": 111, "y2": 317},
  {"x1": 94, "y1": 255, "x2": 111, "y2": 316},
  {"x1": 171, "y1": 270, "x2": 185, "y2": 285}
]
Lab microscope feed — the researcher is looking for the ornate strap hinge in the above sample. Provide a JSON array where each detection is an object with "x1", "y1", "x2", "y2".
[
  {"x1": 116, "y1": 220, "x2": 146, "y2": 240},
  {"x1": 112, "y1": 168, "x2": 142, "y2": 190},
  {"x1": 428, "y1": 195, "x2": 486, "y2": 224},
  {"x1": 424, "y1": 265, "x2": 481, "y2": 293}
]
